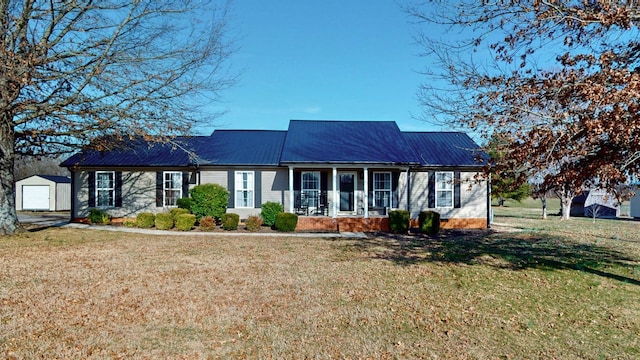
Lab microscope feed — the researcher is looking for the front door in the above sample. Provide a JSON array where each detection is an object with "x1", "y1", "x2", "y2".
[{"x1": 339, "y1": 173, "x2": 355, "y2": 212}]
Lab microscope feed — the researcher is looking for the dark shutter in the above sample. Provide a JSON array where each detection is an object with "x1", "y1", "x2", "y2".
[
  {"x1": 115, "y1": 171, "x2": 123, "y2": 207},
  {"x1": 88, "y1": 171, "x2": 96, "y2": 208},
  {"x1": 392, "y1": 171, "x2": 400, "y2": 208},
  {"x1": 428, "y1": 172, "x2": 435, "y2": 208},
  {"x1": 156, "y1": 171, "x2": 163, "y2": 207},
  {"x1": 227, "y1": 170, "x2": 235, "y2": 208},
  {"x1": 254, "y1": 171, "x2": 262, "y2": 207},
  {"x1": 454, "y1": 171, "x2": 461, "y2": 208},
  {"x1": 182, "y1": 172, "x2": 190, "y2": 198},
  {"x1": 293, "y1": 171, "x2": 301, "y2": 190},
  {"x1": 320, "y1": 171, "x2": 328, "y2": 192}
]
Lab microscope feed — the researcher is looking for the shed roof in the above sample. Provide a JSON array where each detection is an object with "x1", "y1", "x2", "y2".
[
  {"x1": 403, "y1": 132, "x2": 486, "y2": 167},
  {"x1": 17, "y1": 175, "x2": 71, "y2": 183},
  {"x1": 280, "y1": 120, "x2": 420, "y2": 164}
]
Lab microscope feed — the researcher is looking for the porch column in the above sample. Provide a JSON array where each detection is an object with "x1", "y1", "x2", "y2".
[
  {"x1": 332, "y1": 167, "x2": 337, "y2": 218},
  {"x1": 363, "y1": 167, "x2": 369, "y2": 218},
  {"x1": 289, "y1": 166, "x2": 294, "y2": 213}
]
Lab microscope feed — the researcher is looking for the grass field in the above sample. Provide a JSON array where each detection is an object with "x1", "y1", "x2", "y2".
[{"x1": 1, "y1": 205, "x2": 639, "y2": 359}]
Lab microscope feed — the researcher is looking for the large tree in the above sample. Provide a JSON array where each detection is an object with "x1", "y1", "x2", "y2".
[
  {"x1": 1, "y1": 1, "x2": 235, "y2": 234},
  {"x1": 409, "y1": 1, "x2": 640, "y2": 220}
]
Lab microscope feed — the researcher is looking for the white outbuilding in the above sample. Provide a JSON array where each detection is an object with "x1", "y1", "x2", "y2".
[{"x1": 15, "y1": 175, "x2": 71, "y2": 211}]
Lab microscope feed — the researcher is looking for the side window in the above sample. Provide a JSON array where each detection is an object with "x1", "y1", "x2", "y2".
[
  {"x1": 164, "y1": 172, "x2": 182, "y2": 207},
  {"x1": 235, "y1": 171, "x2": 254, "y2": 208},
  {"x1": 373, "y1": 172, "x2": 391, "y2": 208},
  {"x1": 96, "y1": 171, "x2": 115, "y2": 207},
  {"x1": 435, "y1": 171, "x2": 454, "y2": 208}
]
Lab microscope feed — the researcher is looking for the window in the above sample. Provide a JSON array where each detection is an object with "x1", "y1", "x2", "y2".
[
  {"x1": 235, "y1": 171, "x2": 254, "y2": 208},
  {"x1": 302, "y1": 171, "x2": 320, "y2": 208},
  {"x1": 373, "y1": 172, "x2": 391, "y2": 208},
  {"x1": 96, "y1": 171, "x2": 115, "y2": 207},
  {"x1": 164, "y1": 172, "x2": 182, "y2": 207},
  {"x1": 436, "y1": 172, "x2": 454, "y2": 208}
]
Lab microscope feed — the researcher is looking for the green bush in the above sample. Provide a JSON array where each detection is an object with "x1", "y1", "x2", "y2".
[
  {"x1": 170, "y1": 207, "x2": 190, "y2": 221},
  {"x1": 198, "y1": 215, "x2": 216, "y2": 231},
  {"x1": 123, "y1": 219, "x2": 137, "y2": 228},
  {"x1": 274, "y1": 212, "x2": 298, "y2": 232},
  {"x1": 175, "y1": 213, "x2": 196, "y2": 231},
  {"x1": 88, "y1": 208, "x2": 111, "y2": 225},
  {"x1": 245, "y1": 215, "x2": 263, "y2": 232},
  {"x1": 418, "y1": 210, "x2": 441, "y2": 235},
  {"x1": 221, "y1": 213, "x2": 240, "y2": 230},
  {"x1": 176, "y1": 197, "x2": 193, "y2": 211},
  {"x1": 260, "y1": 201, "x2": 284, "y2": 227},
  {"x1": 388, "y1": 210, "x2": 410, "y2": 234},
  {"x1": 189, "y1": 184, "x2": 229, "y2": 221},
  {"x1": 154, "y1": 212, "x2": 174, "y2": 230},
  {"x1": 136, "y1": 212, "x2": 155, "y2": 229}
]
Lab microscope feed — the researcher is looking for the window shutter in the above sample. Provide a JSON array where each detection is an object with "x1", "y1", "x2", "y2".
[
  {"x1": 392, "y1": 171, "x2": 399, "y2": 208},
  {"x1": 454, "y1": 171, "x2": 461, "y2": 208},
  {"x1": 182, "y1": 172, "x2": 190, "y2": 198},
  {"x1": 428, "y1": 172, "x2": 435, "y2": 208},
  {"x1": 88, "y1": 171, "x2": 96, "y2": 208},
  {"x1": 227, "y1": 170, "x2": 235, "y2": 208},
  {"x1": 320, "y1": 171, "x2": 327, "y2": 192},
  {"x1": 115, "y1": 171, "x2": 123, "y2": 207},
  {"x1": 254, "y1": 171, "x2": 262, "y2": 207},
  {"x1": 156, "y1": 171, "x2": 163, "y2": 207}
]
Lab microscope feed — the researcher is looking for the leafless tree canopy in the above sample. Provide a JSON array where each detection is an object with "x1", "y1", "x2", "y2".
[
  {"x1": 409, "y1": 1, "x2": 640, "y2": 219},
  {"x1": 0, "y1": 0, "x2": 235, "y2": 234}
]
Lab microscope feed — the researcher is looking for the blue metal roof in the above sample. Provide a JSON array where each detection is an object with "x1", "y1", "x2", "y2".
[
  {"x1": 280, "y1": 120, "x2": 420, "y2": 164},
  {"x1": 197, "y1": 130, "x2": 286, "y2": 166},
  {"x1": 60, "y1": 137, "x2": 209, "y2": 168},
  {"x1": 402, "y1": 132, "x2": 487, "y2": 167},
  {"x1": 38, "y1": 175, "x2": 71, "y2": 183}
]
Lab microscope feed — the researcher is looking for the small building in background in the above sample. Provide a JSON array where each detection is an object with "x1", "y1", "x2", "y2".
[
  {"x1": 15, "y1": 175, "x2": 71, "y2": 211},
  {"x1": 630, "y1": 185, "x2": 640, "y2": 219},
  {"x1": 571, "y1": 189, "x2": 620, "y2": 218}
]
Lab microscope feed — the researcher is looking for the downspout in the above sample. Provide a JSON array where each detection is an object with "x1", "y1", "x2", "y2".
[
  {"x1": 487, "y1": 172, "x2": 492, "y2": 228},
  {"x1": 289, "y1": 166, "x2": 294, "y2": 213},
  {"x1": 406, "y1": 167, "x2": 411, "y2": 214},
  {"x1": 363, "y1": 167, "x2": 368, "y2": 218}
]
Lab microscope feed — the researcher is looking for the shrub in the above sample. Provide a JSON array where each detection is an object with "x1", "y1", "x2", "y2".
[
  {"x1": 275, "y1": 212, "x2": 298, "y2": 232},
  {"x1": 245, "y1": 215, "x2": 263, "y2": 232},
  {"x1": 154, "y1": 212, "x2": 174, "y2": 230},
  {"x1": 176, "y1": 197, "x2": 193, "y2": 211},
  {"x1": 198, "y1": 215, "x2": 216, "y2": 232},
  {"x1": 189, "y1": 184, "x2": 229, "y2": 221},
  {"x1": 418, "y1": 210, "x2": 441, "y2": 235},
  {"x1": 388, "y1": 210, "x2": 410, "y2": 234},
  {"x1": 260, "y1": 201, "x2": 284, "y2": 227},
  {"x1": 221, "y1": 213, "x2": 240, "y2": 230},
  {"x1": 175, "y1": 214, "x2": 196, "y2": 231},
  {"x1": 123, "y1": 219, "x2": 137, "y2": 228},
  {"x1": 136, "y1": 212, "x2": 155, "y2": 229},
  {"x1": 88, "y1": 208, "x2": 111, "y2": 225},
  {"x1": 170, "y1": 208, "x2": 190, "y2": 221}
]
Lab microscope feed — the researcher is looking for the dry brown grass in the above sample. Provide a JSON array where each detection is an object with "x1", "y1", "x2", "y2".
[{"x1": 1, "y1": 219, "x2": 639, "y2": 359}]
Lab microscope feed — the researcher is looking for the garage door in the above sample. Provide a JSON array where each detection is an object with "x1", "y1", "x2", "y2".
[{"x1": 22, "y1": 185, "x2": 50, "y2": 210}]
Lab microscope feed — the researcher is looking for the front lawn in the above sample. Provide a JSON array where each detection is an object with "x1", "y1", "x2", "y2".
[{"x1": 1, "y1": 211, "x2": 638, "y2": 358}]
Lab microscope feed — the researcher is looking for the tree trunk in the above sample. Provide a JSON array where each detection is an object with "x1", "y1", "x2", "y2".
[
  {"x1": 541, "y1": 197, "x2": 547, "y2": 220},
  {"x1": 560, "y1": 195, "x2": 573, "y2": 220},
  {"x1": 0, "y1": 112, "x2": 22, "y2": 235}
]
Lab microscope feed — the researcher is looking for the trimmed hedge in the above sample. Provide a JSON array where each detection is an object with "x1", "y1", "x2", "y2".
[
  {"x1": 170, "y1": 208, "x2": 191, "y2": 221},
  {"x1": 275, "y1": 212, "x2": 298, "y2": 232},
  {"x1": 155, "y1": 212, "x2": 174, "y2": 230},
  {"x1": 388, "y1": 210, "x2": 410, "y2": 234},
  {"x1": 245, "y1": 215, "x2": 263, "y2": 232},
  {"x1": 88, "y1": 208, "x2": 111, "y2": 225},
  {"x1": 175, "y1": 214, "x2": 196, "y2": 231},
  {"x1": 418, "y1": 210, "x2": 440, "y2": 235},
  {"x1": 260, "y1": 201, "x2": 284, "y2": 227},
  {"x1": 189, "y1": 184, "x2": 229, "y2": 221},
  {"x1": 221, "y1": 213, "x2": 240, "y2": 230},
  {"x1": 198, "y1": 215, "x2": 216, "y2": 231},
  {"x1": 136, "y1": 212, "x2": 155, "y2": 229}
]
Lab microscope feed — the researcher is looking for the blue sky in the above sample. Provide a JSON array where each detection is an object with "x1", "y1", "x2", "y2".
[{"x1": 205, "y1": 1, "x2": 438, "y2": 133}]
